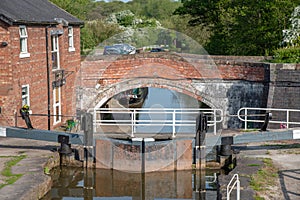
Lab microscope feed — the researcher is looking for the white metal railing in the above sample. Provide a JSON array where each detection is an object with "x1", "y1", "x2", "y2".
[
  {"x1": 93, "y1": 108, "x2": 223, "y2": 137},
  {"x1": 237, "y1": 107, "x2": 300, "y2": 130},
  {"x1": 227, "y1": 173, "x2": 240, "y2": 200}
]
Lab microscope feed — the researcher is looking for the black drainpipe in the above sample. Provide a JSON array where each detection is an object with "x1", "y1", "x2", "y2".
[{"x1": 45, "y1": 26, "x2": 51, "y2": 130}]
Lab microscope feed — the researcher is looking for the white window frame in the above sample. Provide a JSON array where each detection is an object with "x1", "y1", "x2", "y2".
[
  {"x1": 19, "y1": 26, "x2": 30, "y2": 58},
  {"x1": 51, "y1": 35, "x2": 60, "y2": 70},
  {"x1": 21, "y1": 84, "x2": 30, "y2": 107},
  {"x1": 53, "y1": 87, "x2": 61, "y2": 124},
  {"x1": 68, "y1": 26, "x2": 75, "y2": 52}
]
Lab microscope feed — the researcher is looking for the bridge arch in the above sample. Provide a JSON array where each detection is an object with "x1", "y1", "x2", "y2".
[
  {"x1": 78, "y1": 52, "x2": 268, "y2": 129},
  {"x1": 92, "y1": 79, "x2": 223, "y2": 110},
  {"x1": 79, "y1": 53, "x2": 225, "y2": 112}
]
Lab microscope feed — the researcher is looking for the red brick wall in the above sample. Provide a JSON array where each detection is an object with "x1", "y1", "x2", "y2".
[
  {"x1": 0, "y1": 22, "x2": 12, "y2": 88},
  {"x1": 81, "y1": 53, "x2": 266, "y2": 89},
  {"x1": 0, "y1": 23, "x2": 81, "y2": 130},
  {"x1": 0, "y1": 21, "x2": 14, "y2": 126},
  {"x1": 57, "y1": 26, "x2": 81, "y2": 125}
]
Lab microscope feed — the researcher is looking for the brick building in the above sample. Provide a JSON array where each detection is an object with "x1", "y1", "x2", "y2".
[{"x1": 0, "y1": 0, "x2": 84, "y2": 130}]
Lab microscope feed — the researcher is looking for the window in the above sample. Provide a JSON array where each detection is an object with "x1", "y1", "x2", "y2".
[
  {"x1": 53, "y1": 87, "x2": 61, "y2": 124},
  {"x1": 19, "y1": 26, "x2": 30, "y2": 58},
  {"x1": 68, "y1": 26, "x2": 75, "y2": 52},
  {"x1": 51, "y1": 35, "x2": 60, "y2": 70},
  {"x1": 21, "y1": 85, "x2": 30, "y2": 107}
]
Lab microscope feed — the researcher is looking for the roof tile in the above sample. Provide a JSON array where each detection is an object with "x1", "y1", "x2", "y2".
[{"x1": 0, "y1": 0, "x2": 84, "y2": 25}]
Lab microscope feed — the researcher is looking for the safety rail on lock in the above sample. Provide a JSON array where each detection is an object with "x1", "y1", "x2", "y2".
[
  {"x1": 237, "y1": 107, "x2": 300, "y2": 130},
  {"x1": 227, "y1": 173, "x2": 240, "y2": 200},
  {"x1": 93, "y1": 108, "x2": 223, "y2": 138}
]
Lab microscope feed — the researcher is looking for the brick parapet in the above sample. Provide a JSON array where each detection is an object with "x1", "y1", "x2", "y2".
[{"x1": 81, "y1": 53, "x2": 267, "y2": 89}]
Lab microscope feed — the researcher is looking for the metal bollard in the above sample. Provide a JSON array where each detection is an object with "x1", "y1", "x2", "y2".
[
  {"x1": 220, "y1": 136, "x2": 233, "y2": 156},
  {"x1": 58, "y1": 135, "x2": 72, "y2": 155},
  {"x1": 260, "y1": 112, "x2": 272, "y2": 131}
]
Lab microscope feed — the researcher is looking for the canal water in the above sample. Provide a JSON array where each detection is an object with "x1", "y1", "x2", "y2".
[
  {"x1": 141, "y1": 87, "x2": 202, "y2": 109},
  {"x1": 41, "y1": 167, "x2": 220, "y2": 200},
  {"x1": 42, "y1": 88, "x2": 220, "y2": 200},
  {"x1": 118, "y1": 87, "x2": 210, "y2": 134},
  {"x1": 141, "y1": 87, "x2": 199, "y2": 134}
]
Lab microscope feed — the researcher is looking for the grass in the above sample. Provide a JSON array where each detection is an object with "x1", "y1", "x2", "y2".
[
  {"x1": 262, "y1": 143, "x2": 300, "y2": 155},
  {"x1": 240, "y1": 129, "x2": 260, "y2": 132},
  {"x1": 280, "y1": 149, "x2": 300, "y2": 155},
  {"x1": 263, "y1": 143, "x2": 300, "y2": 149},
  {"x1": 248, "y1": 164, "x2": 261, "y2": 167},
  {"x1": 0, "y1": 155, "x2": 26, "y2": 189},
  {"x1": 250, "y1": 158, "x2": 278, "y2": 199},
  {"x1": 254, "y1": 197, "x2": 265, "y2": 200},
  {"x1": 44, "y1": 167, "x2": 50, "y2": 175}
]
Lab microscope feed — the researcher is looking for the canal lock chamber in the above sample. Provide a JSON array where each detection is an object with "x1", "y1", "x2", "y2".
[{"x1": 43, "y1": 136, "x2": 229, "y2": 200}]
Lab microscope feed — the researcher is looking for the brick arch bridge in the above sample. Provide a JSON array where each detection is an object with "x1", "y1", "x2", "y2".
[{"x1": 77, "y1": 52, "x2": 269, "y2": 128}]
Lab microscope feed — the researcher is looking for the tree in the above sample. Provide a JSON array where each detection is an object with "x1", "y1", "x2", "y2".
[
  {"x1": 50, "y1": 0, "x2": 211, "y2": 53},
  {"x1": 272, "y1": 6, "x2": 300, "y2": 63},
  {"x1": 87, "y1": 1, "x2": 129, "y2": 20},
  {"x1": 282, "y1": 6, "x2": 300, "y2": 47},
  {"x1": 175, "y1": 0, "x2": 300, "y2": 56},
  {"x1": 81, "y1": 20, "x2": 121, "y2": 53},
  {"x1": 227, "y1": 0, "x2": 300, "y2": 56},
  {"x1": 128, "y1": 0, "x2": 182, "y2": 21},
  {"x1": 165, "y1": 14, "x2": 211, "y2": 48},
  {"x1": 50, "y1": 0, "x2": 93, "y2": 20}
]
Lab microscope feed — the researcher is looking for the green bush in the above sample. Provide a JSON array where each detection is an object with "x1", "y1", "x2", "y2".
[
  {"x1": 271, "y1": 47, "x2": 300, "y2": 63},
  {"x1": 119, "y1": 15, "x2": 135, "y2": 27}
]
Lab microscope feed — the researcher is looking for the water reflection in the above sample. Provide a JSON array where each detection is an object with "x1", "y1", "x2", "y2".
[
  {"x1": 138, "y1": 88, "x2": 198, "y2": 134},
  {"x1": 41, "y1": 167, "x2": 219, "y2": 200},
  {"x1": 108, "y1": 87, "x2": 210, "y2": 134},
  {"x1": 116, "y1": 87, "x2": 209, "y2": 110}
]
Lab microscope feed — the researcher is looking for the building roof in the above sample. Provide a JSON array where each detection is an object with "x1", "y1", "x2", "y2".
[{"x1": 0, "y1": 0, "x2": 84, "y2": 26}]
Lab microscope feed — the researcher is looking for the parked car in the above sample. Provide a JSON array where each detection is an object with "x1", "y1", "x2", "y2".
[
  {"x1": 103, "y1": 46, "x2": 122, "y2": 55},
  {"x1": 150, "y1": 47, "x2": 165, "y2": 52},
  {"x1": 113, "y1": 43, "x2": 136, "y2": 54},
  {"x1": 103, "y1": 44, "x2": 136, "y2": 55}
]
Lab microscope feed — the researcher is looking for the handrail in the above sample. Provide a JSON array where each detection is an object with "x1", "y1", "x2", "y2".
[
  {"x1": 237, "y1": 107, "x2": 300, "y2": 130},
  {"x1": 227, "y1": 173, "x2": 240, "y2": 200},
  {"x1": 93, "y1": 108, "x2": 223, "y2": 137}
]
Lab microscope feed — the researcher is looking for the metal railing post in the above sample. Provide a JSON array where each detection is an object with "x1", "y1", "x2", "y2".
[
  {"x1": 237, "y1": 178, "x2": 240, "y2": 200},
  {"x1": 286, "y1": 110, "x2": 289, "y2": 129},
  {"x1": 213, "y1": 109, "x2": 217, "y2": 135},
  {"x1": 244, "y1": 108, "x2": 248, "y2": 130},
  {"x1": 133, "y1": 109, "x2": 137, "y2": 134},
  {"x1": 172, "y1": 110, "x2": 176, "y2": 138},
  {"x1": 93, "y1": 108, "x2": 97, "y2": 133},
  {"x1": 131, "y1": 110, "x2": 135, "y2": 138}
]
